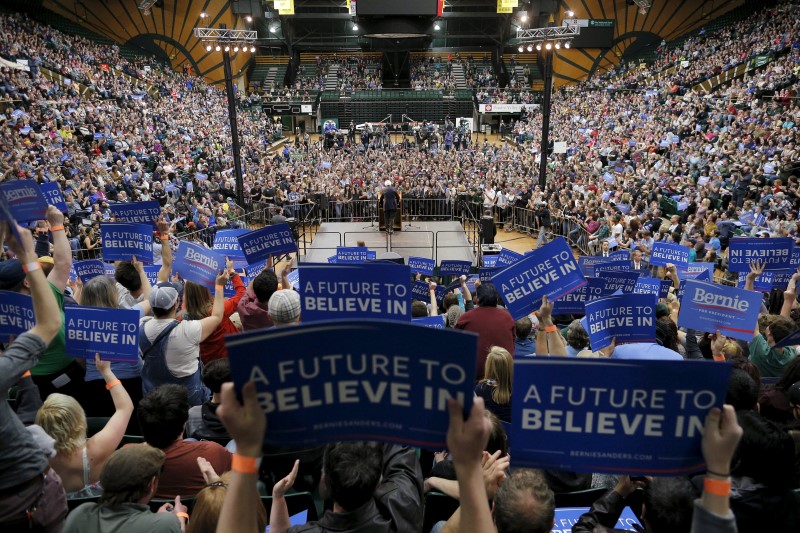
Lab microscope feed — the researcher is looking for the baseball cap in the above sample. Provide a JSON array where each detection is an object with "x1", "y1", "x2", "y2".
[
  {"x1": 0, "y1": 259, "x2": 25, "y2": 290},
  {"x1": 384, "y1": 180, "x2": 391, "y2": 187},
  {"x1": 788, "y1": 381, "x2": 800, "y2": 407},
  {"x1": 268, "y1": 289, "x2": 301, "y2": 324},
  {"x1": 149, "y1": 285, "x2": 179, "y2": 310}
]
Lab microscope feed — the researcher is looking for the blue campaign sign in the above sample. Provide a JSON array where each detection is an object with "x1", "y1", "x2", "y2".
[
  {"x1": 632, "y1": 277, "x2": 663, "y2": 300},
  {"x1": 174, "y1": 241, "x2": 225, "y2": 289},
  {"x1": 109, "y1": 200, "x2": 161, "y2": 227},
  {"x1": 327, "y1": 255, "x2": 337, "y2": 264},
  {"x1": 100, "y1": 223, "x2": 153, "y2": 263},
  {"x1": 0, "y1": 291, "x2": 34, "y2": 340},
  {"x1": 408, "y1": 256, "x2": 435, "y2": 276},
  {"x1": 245, "y1": 259, "x2": 268, "y2": 279},
  {"x1": 578, "y1": 256, "x2": 610, "y2": 277},
  {"x1": 413, "y1": 316, "x2": 445, "y2": 329},
  {"x1": 728, "y1": 237, "x2": 794, "y2": 272},
  {"x1": 213, "y1": 229, "x2": 250, "y2": 260},
  {"x1": 659, "y1": 280, "x2": 672, "y2": 299},
  {"x1": 770, "y1": 270, "x2": 794, "y2": 291},
  {"x1": 40, "y1": 182, "x2": 67, "y2": 213},
  {"x1": 491, "y1": 238, "x2": 587, "y2": 320},
  {"x1": 336, "y1": 247, "x2": 376, "y2": 263},
  {"x1": 775, "y1": 328, "x2": 800, "y2": 348},
  {"x1": 438, "y1": 260, "x2": 472, "y2": 277},
  {"x1": 142, "y1": 265, "x2": 161, "y2": 286},
  {"x1": 479, "y1": 268, "x2": 498, "y2": 282},
  {"x1": 585, "y1": 294, "x2": 657, "y2": 350},
  {"x1": 680, "y1": 262, "x2": 715, "y2": 281},
  {"x1": 496, "y1": 248, "x2": 524, "y2": 268},
  {"x1": 285, "y1": 269, "x2": 300, "y2": 289},
  {"x1": 598, "y1": 271, "x2": 639, "y2": 294},
  {"x1": 736, "y1": 272, "x2": 773, "y2": 293},
  {"x1": 594, "y1": 260, "x2": 633, "y2": 274},
  {"x1": 299, "y1": 263, "x2": 411, "y2": 322},
  {"x1": 512, "y1": 358, "x2": 731, "y2": 475},
  {"x1": 552, "y1": 278, "x2": 606, "y2": 315},
  {"x1": 238, "y1": 223, "x2": 297, "y2": 264},
  {"x1": 552, "y1": 507, "x2": 641, "y2": 533},
  {"x1": 224, "y1": 275, "x2": 248, "y2": 298},
  {"x1": 0, "y1": 180, "x2": 48, "y2": 222},
  {"x1": 483, "y1": 254, "x2": 499, "y2": 268},
  {"x1": 411, "y1": 281, "x2": 432, "y2": 302},
  {"x1": 609, "y1": 250, "x2": 630, "y2": 261},
  {"x1": 65, "y1": 307, "x2": 140, "y2": 362},
  {"x1": 678, "y1": 281, "x2": 762, "y2": 341},
  {"x1": 224, "y1": 319, "x2": 478, "y2": 448},
  {"x1": 649, "y1": 242, "x2": 689, "y2": 268},
  {"x1": 73, "y1": 259, "x2": 106, "y2": 284}
]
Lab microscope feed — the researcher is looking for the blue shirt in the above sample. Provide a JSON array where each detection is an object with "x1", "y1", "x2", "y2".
[
  {"x1": 514, "y1": 338, "x2": 536, "y2": 357},
  {"x1": 612, "y1": 343, "x2": 683, "y2": 361}
]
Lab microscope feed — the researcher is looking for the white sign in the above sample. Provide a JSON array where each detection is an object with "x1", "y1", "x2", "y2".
[
  {"x1": 301, "y1": 104, "x2": 313, "y2": 113},
  {"x1": 479, "y1": 103, "x2": 539, "y2": 114},
  {"x1": 553, "y1": 142, "x2": 567, "y2": 154}
]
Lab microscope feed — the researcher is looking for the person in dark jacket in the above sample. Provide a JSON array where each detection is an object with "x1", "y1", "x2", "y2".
[{"x1": 185, "y1": 359, "x2": 230, "y2": 442}]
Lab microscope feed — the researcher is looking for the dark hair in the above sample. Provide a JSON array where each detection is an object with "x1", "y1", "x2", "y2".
[
  {"x1": 115, "y1": 261, "x2": 142, "y2": 292},
  {"x1": 442, "y1": 293, "x2": 459, "y2": 311},
  {"x1": 769, "y1": 316, "x2": 796, "y2": 344},
  {"x1": 515, "y1": 317, "x2": 532, "y2": 339},
  {"x1": 253, "y1": 270, "x2": 279, "y2": 303},
  {"x1": 655, "y1": 318, "x2": 679, "y2": 352},
  {"x1": 567, "y1": 320, "x2": 590, "y2": 350},
  {"x1": 726, "y1": 368, "x2": 759, "y2": 411},
  {"x1": 202, "y1": 359, "x2": 232, "y2": 394},
  {"x1": 776, "y1": 356, "x2": 800, "y2": 392},
  {"x1": 411, "y1": 300, "x2": 428, "y2": 317},
  {"x1": 476, "y1": 282, "x2": 500, "y2": 308},
  {"x1": 733, "y1": 411, "x2": 795, "y2": 489},
  {"x1": 323, "y1": 442, "x2": 383, "y2": 512},
  {"x1": 642, "y1": 477, "x2": 694, "y2": 533},
  {"x1": 138, "y1": 384, "x2": 190, "y2": 449},
  {"x1": 493, "y1": 469, "x2": 555, "y2": 533},
  {"x1": 729, "y1": 356, "x2": 761, "y2": 389},
  {"x1": 485, "y1": 410, "x2": 509, "y2": 457}
]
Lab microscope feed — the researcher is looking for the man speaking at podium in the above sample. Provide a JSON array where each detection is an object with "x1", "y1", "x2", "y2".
[{"x1": 380, "y1": 179, "x2": 399, "y2": 234}]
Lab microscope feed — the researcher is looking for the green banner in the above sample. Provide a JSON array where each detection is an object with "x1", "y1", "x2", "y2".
[
  {"x1": 751, "y1": 55, "x2": 770, "y2": 69},
  {"x1": 589, "y1": 19, "x2": 614, "y2": 27}
]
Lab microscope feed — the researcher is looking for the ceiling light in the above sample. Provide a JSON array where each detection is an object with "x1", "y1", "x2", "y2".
[
  {"x1": 527, "y1": 44, "x2": 533, "y2": 52},
  {"x1": 245, "y1": 15, "x2": 252, "y2": 22},
  {"x1": 269, "y1": 26, "x2": 276, "y2": 33},
  {"x1": 640, "y1": 7, "x2": 647, "y2": 14},
  {"x1": 566, "y1": 10, "x2": 574, "y2": 17},
  {"x1": 564, "y1": 41, "x2": 570, "y2": 49},
  {"x1": 250, "y1": 46, "x2": 256, "y2": 53},
  {"x1": 518, "y1": 45, "x2": 524, "y2": 52},
  {"x1": 555, "y1": 42, "x2": 561, "y2": 49},
  {"x1": 233, "y1": 46, "x2": 239, "y2": 52},
  {"x1": 215, "y1": 45, "x2": 221, "y2": 51},
  {"x1": 352, "y1": 23, "x2": 358, "y2": 31},
  {"x1": 206, "y1": 44, "x2": 212, "y2": 52},
  {"x1": 200, "y1": 12, "x2": 208, "y2": 18},
  {"x1": 224, "y1": 45, "x2": 230, "y2": 52},
  {"x1": 434, "y1": 22, "x2": 440, "y2": 30},
  {"x1": 520, "y1": 12, "x2": 528, "y2": 22},
  {"x1": 545, "y1": 42, "x2": 552, "y2": 50},
  {"x1": 536, "y1": 43, "x2": 541, "y2": 51}
]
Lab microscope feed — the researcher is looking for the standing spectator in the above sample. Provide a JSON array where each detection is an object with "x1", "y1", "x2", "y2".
[
  {"x1": 474, "y1": 346, "x2": 513, "y2": 422},
  {"x1": 236, "y1": 269, "x2": 278, "y2": 331}
]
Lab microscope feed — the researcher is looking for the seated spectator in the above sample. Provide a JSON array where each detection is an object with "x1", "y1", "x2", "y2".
[
  {"x1": 63, "y1": 446, "x2": 187, "y2": 532},
  {"x1": 189, "y1": 469, "x2": 267, "y2": 533},
  {"x1": 137, "y1": 384, "x2": 231, "y2": 498},
  {"x1": 759, "y1": 357, "x2": 800, "y2": 423},
  {"x1": 474, "y1": 346, "x2": 513, "y2": 423},
  {"x1": 183, "y1": 259, "x2": 245, "y2": 365},
  {"x1": 268, "y1": 289, "x2": 302, "y2": 327},
  {"x1": 513, "y1": 317, "x2": 536, "y2": 357},
  {"x1": 236, "y1": 269, "x2": 279, "y2": 331},
  {"x1": 749, "y1": 315, "x2": 797, "y2": 378},
  {"x1": 186, "y1": 359, "x2": 231, "y2": 443},
  {"x1": 0, "y1": 222, "x2": 67, "y2": 531},
  {"x1": 140, "y1": 276, "x2": 228, "y2": 406},
  {"x1": 36, "y1": 354, "x2": 133, "y2": 498},
  {"x1": 565, "y1": 319, "x2": 591, "y2": 357},
  {"x1": 456, "y1": 283, "x2": 516, "y2": 379}
]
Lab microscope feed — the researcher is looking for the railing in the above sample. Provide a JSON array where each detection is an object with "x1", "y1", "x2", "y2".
[{"x1": 506, "y1": 206, "x2": 590, "y2": 255}]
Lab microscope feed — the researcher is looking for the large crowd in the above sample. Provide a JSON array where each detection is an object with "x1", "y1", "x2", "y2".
[{"x1": 2, "y1": 2, "x2": 800, "y2": 533}]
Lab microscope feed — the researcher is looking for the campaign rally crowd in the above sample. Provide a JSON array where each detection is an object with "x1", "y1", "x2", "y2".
[{"x1": 2, "y1": 1, "x2": 800, "y2": 533}]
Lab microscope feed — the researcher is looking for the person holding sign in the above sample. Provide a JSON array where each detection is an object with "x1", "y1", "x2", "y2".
[
  {"x1": 456, "y1": 282, "x2": 516, "y2": 380},
  {"x1": 36, "y1": 353, "x2": 134, "y2": 498},
  {"x1": 0, "y1": 220, "x2": 68, "y2": 531},
  {"x1": 140, "y1": 269, "x2": 230, "y2": 407},
  {"x1": 183, "y1": 257, "x2": 245, "y2": 365}
]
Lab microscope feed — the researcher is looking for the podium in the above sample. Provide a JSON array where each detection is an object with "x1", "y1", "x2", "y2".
[{"x1": 378, "y1": 205, "x2": 402, "y2": 232}]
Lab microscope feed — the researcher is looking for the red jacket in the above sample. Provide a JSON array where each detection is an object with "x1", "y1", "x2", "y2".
[
  {"x1": 455, "y1": 305, "x2": 516, "y2": 381},
  {"x1": 198, "y1": 274, "x2": 246, "y2": 364}
]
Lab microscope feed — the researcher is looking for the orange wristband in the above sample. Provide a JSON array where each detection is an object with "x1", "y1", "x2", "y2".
[
  {"x1": 545, "y1": 325, "x2": 558, "y2": 333},
  {"x1": 232, "y1": 453, "x2": 260, "y2": 474},
  {"x1": 703, "y1": 477, "x2": 731, "y2": 496},
  {"x1": 176, "y1": 511, "x2": 189, "y2": 521},
  {"x1": 22, "y1": 262, "x2": 41, "y2": 274},
  {"x1": 21, "y1": 370, "x2": 31, "y2": 378},
  {"x1": 160, "y1": 235, "x2": 170, "y2": 241},
  {"x1": 215, "y1": 284, "x2": 224, "y2": 291},
  {"x1": 712, "y1": 354, "x2": 726, "y2": 362},
  {"x1": 49, "y1": 225, "x2": 65, "y2": 232},
  {"x1": 105, "y1": 379, "x2": 122, "y2": 390}
]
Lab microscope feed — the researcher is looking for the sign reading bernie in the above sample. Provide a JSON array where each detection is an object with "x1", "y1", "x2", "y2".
[
  {"x1": 225, "y1": 319, "x2": 478, "y2": 448},
  {"x1": 491, "y1": 238, "x2": 587, "y2": 320},
  {"x1": 298, "y1": 263, "x2": 411, "y2": 322},
  {"x1": 678, "y1": 280, "x2": 762, "y2": 341},
  {"x1": 511, "y1": 358, "x2": 731, "y2": 475}
]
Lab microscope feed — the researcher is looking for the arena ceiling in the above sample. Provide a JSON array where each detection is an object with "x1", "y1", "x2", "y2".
[{"x1": 36, "y1": 0, "x2": 744, "y2": 85}]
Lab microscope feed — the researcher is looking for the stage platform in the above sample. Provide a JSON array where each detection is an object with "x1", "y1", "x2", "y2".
[{"x1": 302, "y1": 221, "x2": 476, "y2": 265}]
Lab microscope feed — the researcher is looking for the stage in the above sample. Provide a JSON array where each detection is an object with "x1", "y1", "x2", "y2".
[{"x1": 301, "y1": 221, "x2": 476, "y2": 265}]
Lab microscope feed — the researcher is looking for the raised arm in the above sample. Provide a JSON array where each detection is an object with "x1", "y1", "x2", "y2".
[
  {"x1": 157, "y1": 218, "x2": 173, "y2": 282},
  {"x1": 429, "y1": 281, "x2": 439, "y2": 316},
  {"x1": 744, "y1": 260, "x2": 765, "y2": 293},
  {"x1": 269, "y1": 460, "x2": 299, "y2": 533},
  {"x1": 88, "y1": 354, "x2": 134, "y2": 480},
  {"x1": 460, "y1": 275, "x2": 472, "y2": 303},
  {"x1": 780, "y1": 269, "x2": 800, "y2": 319},
  {"x1": 536, "y1": 296, "x2": 566, "y2": 356},
  {"x1": 199, "y1": 270, "x2": 229, "y2": 341},
  {"x1": 46, "y1": 206, "x2": 71, "y2": 291},
  {"x1": 132, "y1": 257, "x2": 152, "y2": 315}
]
